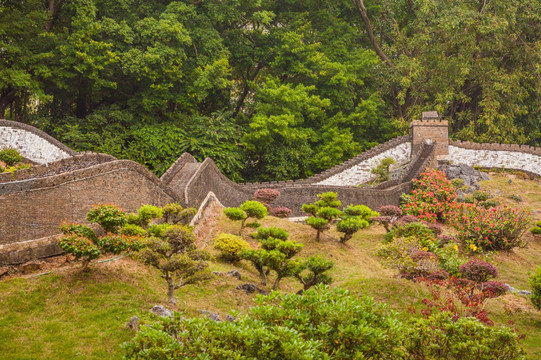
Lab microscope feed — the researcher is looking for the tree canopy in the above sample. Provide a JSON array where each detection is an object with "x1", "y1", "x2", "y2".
[{"x1": 1, "y1": 0, "x2": 539, "y2": 180}]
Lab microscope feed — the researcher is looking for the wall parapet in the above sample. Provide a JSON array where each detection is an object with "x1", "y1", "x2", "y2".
[
  {"x1": 160, "y1": 152, "x2": 197, "y2": 184},
  {"x1": 449, "y1": 139, "x2": 541, "y2": 156}
]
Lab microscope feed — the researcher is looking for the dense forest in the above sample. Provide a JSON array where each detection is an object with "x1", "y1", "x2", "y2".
[{"x1": 1, "y1": 0, "x2": 540, "y2": 181}]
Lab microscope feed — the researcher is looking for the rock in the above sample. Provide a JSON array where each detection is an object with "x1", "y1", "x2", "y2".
[
  {"x1": 226, "y1": 314, "x2": 235, "y2": 322},
  {"x1": 149, "y1": 305, "x2": 172, "y2": 317},
  {"x1": 212, "y1": 270, "x2": 242, "y2": 280},
  {"x1": 199, "y1": 310, "x2": 222, "y2": 322},
  {"x1": 226, "y1": 270, "x2": 241, "y2": 280},
  {"x1": 0, "y1": 266, "x2": 9, "y2": 277},
  {"x1": 518, "y1": 290, "x2": 532, "y2": 296},
  {"x1": 508, "y1": 179, "x2": 513, "y2": 184},
  {"x1": 236, "y1": 283, "x2": 268, "y2": 295},
  {"x1": 21, "y1": 261, "x2": 43, "y2": 274},
  {"x1": 127, "y1": 316, "x2": 140, "y2": 331},
  {"x1": 446, "y1": 167, "x2": 460, "y2": 179},
  {"x1": 505, "y1": 284, "x2": 517, "y2": 293}
]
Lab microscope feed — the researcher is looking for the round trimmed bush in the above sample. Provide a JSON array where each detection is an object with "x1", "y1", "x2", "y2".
[
  {"x1": 214, "y1": 233, "x2": 251, "y2": 262},
  {"x1": 459, "y1": 259, "x2": 498, "y2": 283},
  {"x1": 240, "y1": 201, "x2": 268, "y2": 219}
]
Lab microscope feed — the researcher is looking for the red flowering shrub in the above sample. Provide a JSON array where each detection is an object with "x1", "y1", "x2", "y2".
[
  {"x1": 478, "y1": 281, "x2": 508, "y2": 298},
  {"x1": 270, "y1": 206, "x2": 293, "y2": 218},
  {"x1": 459, "y1": 259, "x2": 498, "y2": 283},
  {"x1": 253, "y1": 189, "x2": 292, "y2": 218},
  {"x1": 448, "y1": 203, "x2": 531, "y2": 252},
  {"x1": 254, "y1": 188, "x2": 280, "y2": 203},
  {"x1": 402, "y1": 169, "x2": 457, "y2": 223},
  {"x1": 419, "y1": 276, "x2": 507, "y2": 326},
  {"x1": 374, "y1": 205, "x2": 402, "y2": 231}
]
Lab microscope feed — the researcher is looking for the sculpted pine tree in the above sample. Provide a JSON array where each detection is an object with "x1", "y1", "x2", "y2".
[{"x1": 140, "y1": 225, "x2": 212, "y2": 304}]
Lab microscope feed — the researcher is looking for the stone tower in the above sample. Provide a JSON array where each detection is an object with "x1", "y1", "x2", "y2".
[{"x1": 410, "y1": 111, "x2": 449, "y2": 160}]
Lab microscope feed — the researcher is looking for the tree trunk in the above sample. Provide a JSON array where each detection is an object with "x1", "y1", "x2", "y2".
[
  {"x1": 167, "y1": 281, "x2": 176, "y2": 305},
  {"x1": 258, "y1": 267, "x2": 267, "y2": 286},
  {"x1": 351, "y1": 0, "x2": 395, "y2": 68},
  {"x1": 81, "y1": 258, "x2": 91, "y2": 272},
  {"x1": 315, "y1": 230, "x2": 321, "y2": 242},
  {"x1": 272, "y1": 276, "x2": 282, "y2": 291}
]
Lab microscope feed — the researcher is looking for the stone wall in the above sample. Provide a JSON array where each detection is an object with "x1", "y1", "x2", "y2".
[
  {"x1": 449, "y1": 140, "x2": 541, "y2": 176},
  {"x1": 0, "y1": 160, "x2": 179, "y2": 264},
  {"x1": 0, "y1": 120, "x2": 76, "y2": 163}
]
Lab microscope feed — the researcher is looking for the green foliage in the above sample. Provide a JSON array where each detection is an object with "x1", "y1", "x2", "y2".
[
  {"x1": 213, "y1": 233, "x2": 250, "y2": 262},
  {"x1": 451, "y1": 178, "x2": 464, "y2": 188},
  {"x1": 529, "y1": 266, "x2": 541, "y2": 310},
  {"x1": 129, "y1": 204, "x2": 163, "y2": 227},
  {"x1": 371, "y1": 157, "x2": 396, "y2": 183},
  {"x1": 119, "y1": 224, "x2": 147, "y2": 237},
  {"x1": 404, "y1": 312, "x2": 525, "y2": 360},
  {"x1": 147, "y1": 223, "x2": 172, "y2": 238},
  {"x1": 336, "y1": 216, "x2": 369, "y2": 244},
  {"x1": 162, "y1": 203, "x2": 196, "y2": 225},
  {"x1": 0, "y1": 147, "x2": 23, "y2": 166},
  {"x1": 383, "y1": 222, "x2": 437, "y2": 245},
  {"x1": 223, "y1": 207, "x2": 246, "y2": 221},
  {"x1": 224, "y1": 201, "x2": 268, "y2": 234},
  {"x1": 139, "y1": 225, "x2": 212, "y2": 304},
  {"x1": 123, "y1": 285, "x2": 406, "y2": 359},
  {"x1": 305, "y1": 217, "x2": 329, "y2": 242},
  {"x1": 472, "y1": 191, "x2": 491, "y2": 203},
  {"x1": 59, "y1": 205, "x2": 143, "y2": 271},
  {"x1": 303, "y1": 192, "x2": 342, "y2": 241},
  {"x1": 251, "y1": 226, "x2": 289, "y2": 241},
  {"x1": 240, "y1": 201, "x2": 268, "y2": 219},
  {"x1": 295, "y1": 256, "x2": 334, "y2": 293},
  {"x1": 86, "y1": 204, "x2": 127, "y2": 233}
]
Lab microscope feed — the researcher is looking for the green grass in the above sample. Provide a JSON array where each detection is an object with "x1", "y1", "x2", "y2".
[{"x1": 1, "y1": 171, "x2": 541, "y2": 358}]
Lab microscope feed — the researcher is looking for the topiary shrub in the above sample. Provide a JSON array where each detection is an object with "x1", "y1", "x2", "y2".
[
  {"x1": 383, "y1": 222, "x2": 436, "y2": 245},
  {"x1": 213, "y1": 233, "x2": 251, "y2": 262},
  {"x1": 302, "y1": 192, "x2": 342, "y2": 241},
  {"x1": 120, "y1": 224, "x2": 147, "y2": 236},
  {"x1": 0, "y1": 147, "x2": 23, "y2": 166},
  {"x1": 336, "y1": 204, "x2": 378, "y2": 243},
  {"x1": 224, "y1": 201, "x2": 268, "y2": 234},
  {"x1": 371, "y1": 157, "x2": 395, "y2": 183},
  {"x1": 253, "y1": 188, "x2": 280, "y2": 203},
  {"x1": 127, "y1": 204, "x2": 163, "y2": 227},
  {"x1": 374, "y1": 205, "x2": 402, "y2": 232},
  {"x1": 269, "y1": 206, "x2": 292, "y2": 218},
  {"x1": 251, "y1": 226, "x2": 289, "y2": 241},
  {"x1": 147, "y1": 223, "x2": 172, "y2": 238},
  {"x1": 162, "y1": 203, "x2": 196, "y2": 224},
  {"x1": 86, "y1": 204, "x2": 127, "y2": 233},
  {"x1": 529, "y1": 266, "x2": 541, "y2": 310},
  {"x1": 459, "y1": 259, "x2": 498, "y2": 283}
]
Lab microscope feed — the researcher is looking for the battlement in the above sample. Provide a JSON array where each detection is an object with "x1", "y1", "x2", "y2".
[{"x1": 410, "y1": 111, "x2": 449, "y2": 157}]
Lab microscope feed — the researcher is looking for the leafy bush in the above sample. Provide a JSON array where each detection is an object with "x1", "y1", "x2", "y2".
[
  {"x1": 120, "y1": 224, "x2": 147, "y2": 236},
  {"x1": 127, "y1": 204, "x2": 163, "y2": 227},
  {"x1": 0, "y1": 147, "x2": 23, "y2": 166},
  {"x1": 371, "y1": 157, "x2": 395, "y2": 183},
  {"x1": 383, "y1": 222, "x2": 436, "y2": 245},
  {"x1": 147, "y1": 223, "x2": 172, "y2": 238},
  {"x1": 377, "y1": 236, "x2": 441, "y2": 279},
  {"x1": 459, "y1": 259, "x2": 498, "y2": 283},
  {"x1": 404, "y1": 312, "x2": 525, "y2": 359},
  {"x1": 58, "y1": 208, "x2": 144, "y2": 271},
  {"x1": 213, "y1": 233, "x2": 251, "y2": 262},
  {"x1": 123, "y1": 285, "x2": 405, "y2": 360},
  {"x1": 140, "y1": 225, "x2": 212, "y2": 304},
  {"x1": 303, "y1": 192, "x2": 342, "y2": 241},
  {"x1": 449, "y1": 203, "x2": 531, "y2": 252},
  {"x1": 269, "y1": 206, "x2": 292, "y2": 218},
  {"x1": 472, "y1": 190, "x2": 490, "y2": 202},
  {"x1": 451, "y1": 178, "x2": 464, "y2": 188},
  {"x1": 253, "y1": 188, "x2": 280, "y2": 203},
  {"x1": 162, "y1": 203, "x2": 196, "y2": 224},
  {"x1": 224, "y1": 201, "x2": 268, "y2": 234},
  {"x1": 530, "y1": 221, "x2": 541, "y2": 235},
  {"x1": 478, "y1": 281, "x2": 508, "y2": 297},
  {"x1": 86, "y1": 204, "x2": 127, "y2": 233},
  {"x1": 402, "y1": 169, "x2": 457, "y2": 223},
  {"x1": 335, "y1": 204, "x2": 378, "y2": 243},
  {"x1": 529, "y1": 266, "x2": 541, "y2": 310},
  {"x1": 374, "y1": 205, "x2": 403, "y2": 231},
  {"x1": 295, "y1": 256, "x2": 334, "y2": 293},
  {"x1": 251, "y1": 226, "x2": 289, "y2": 241}
]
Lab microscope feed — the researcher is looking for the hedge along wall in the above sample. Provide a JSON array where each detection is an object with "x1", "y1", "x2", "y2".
[
  {"x1": 449, "y1": 140, "x2": 541, "y2": 176},
  {"x1": 0, "y1": 159, "x2": 180, "y2": 265},
  {"x1": 0, "y1": 119, "x2": 76, "y2": 163}
]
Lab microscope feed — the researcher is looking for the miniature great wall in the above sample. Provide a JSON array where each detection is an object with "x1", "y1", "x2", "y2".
[{"x1": 2, "y1": 111, "x2": 541, "y2": 265}]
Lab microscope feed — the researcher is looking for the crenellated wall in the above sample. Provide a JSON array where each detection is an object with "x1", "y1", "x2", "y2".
[
  {"x1": 449, "y1": 140, "x2": 541, "y2": 176},
  {"x1": 7, "y1": 112, "x2": 541, "y2": 265}
]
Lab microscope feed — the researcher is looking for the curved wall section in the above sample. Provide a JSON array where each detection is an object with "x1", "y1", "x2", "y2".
[
  {"x1": 449, "y1": 141, "x2": 541, "y2": 176},
  {"x1": 316, "y1": 141, "x2": 411, "y2": 186},
  {"x1": 0, "y1": 160, "x2": 179, "y2": 250},
  {"x1": 0, "y1": 119, "x2": 76, "y2": 164}
]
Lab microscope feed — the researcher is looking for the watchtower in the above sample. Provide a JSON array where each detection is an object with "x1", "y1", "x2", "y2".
[{"x1": 410, "y1": 111, "x2": 449, "y2": 159}]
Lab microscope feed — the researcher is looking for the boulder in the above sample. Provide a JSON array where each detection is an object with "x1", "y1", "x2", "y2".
[{"x1": 149, "y1": 305, "x2": 172, "y2": 317}]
